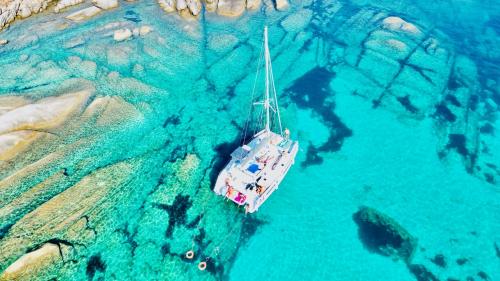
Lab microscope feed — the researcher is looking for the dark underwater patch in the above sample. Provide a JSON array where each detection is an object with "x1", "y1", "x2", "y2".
[
  {"x1": 434, "y1": 103, "x2": 457, "y2": 122},
  {"x1": 445, "y1": 94, "x2": 461, "y2": 107},
  {"x1": 353, "y1": 206, "x2": 417, "y2": 263},
  {"x1": 484, "y1": 173, "x2": 495, "y2": 184},
  {"x1": 494, "y1": 242, "x2": 500, "y2": 259},
  {"x1": 447, "y1": 76, "x2": 462, "y2": 90},
  {"x1": 115, "y1": 224, "x2": 138, "y2": 255},
  {"x1": 169, "y1": 145, "x2": 188, "y2": 163},
  {"x1": 124, "y1": 10, "x2": 141, "y2": 23},
  {"x1": 397, "y1": 95, "x2": 418, "y2": 114},
  {"x1": 240, "y1": 215, "x2": 266, "y2": 243},
  {"x1": 86, "y1": 254, "x2": 106, "y2": 280},
  {"x1": 456, "y1": 257, "x2": 468, "y2": 265},
  {"x1": 477, "y1": 271, "x2": 490, "y2": 280},
  {"x1": 479, "y1": 123, "x2": 494, "y2": 135},
  {"x1": 0, "y1": 222, "x2": 14, "y2": 240},
  {"x1": 287, "y1": 67, "x2": 333, "y2": 112},
  {"x1": 430, "y1": 254, "x2": 446, "y2": 268},
  {"x1": 160, "y1": 243, "x2": 171, "y2": 257},
  {"x1": 186, "y1": 214, "x2": 203, "y2": 229},
  {"x1": 446, "y1": 134, "x2": 468, "y2": 157},
  {"x1": 469, "y1": 94, "x2": 479, "y2": 111},
  {"x1": 62, "y1": 168, "x2": 70, "y2": 176},
  {"x1": 188, "y1": 227, "x2": 225, "y2": 277},
  {"x1": 286, "y1": 67, "x2": 352, "y2": 167},
  {"x1": 408, "y1": 264, "x2": 439, "y2": 281},
  {"x1": 162, "y1": 115, "x2": 180, "y2": 128},
  {"x1": 154, "y1": 194, "x2": 193, "y2": 238},
  {"x1": 193, "y1": 227, "x2": 209, "y2": 252},
  {"x1": 303, "y1": 143, "x2": 324, "y2": 167},
  {"x1": 204, "y1": 258, "x2": 224, "y2": 276}
]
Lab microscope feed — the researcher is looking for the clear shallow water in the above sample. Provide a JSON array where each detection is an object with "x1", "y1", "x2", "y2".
[{"x1": 0, "y1": 0, "x2": 499, "y2": 280}]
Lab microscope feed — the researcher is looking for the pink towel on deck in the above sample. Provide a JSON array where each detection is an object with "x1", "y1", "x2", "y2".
[{"x1": 235, "y1": 192, "x2": 246, "y2": 204}]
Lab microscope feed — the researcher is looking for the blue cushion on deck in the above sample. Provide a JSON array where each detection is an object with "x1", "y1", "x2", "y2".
[{"x1": 247, "y1": 164, "x2": 260, "y2": 173}]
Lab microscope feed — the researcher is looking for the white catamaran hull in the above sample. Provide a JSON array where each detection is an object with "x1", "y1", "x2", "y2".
[{"x1": 214, "y1": 131, "x2": 299, "y2": 213}]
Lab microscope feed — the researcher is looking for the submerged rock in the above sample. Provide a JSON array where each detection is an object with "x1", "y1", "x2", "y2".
[
  {"x1": 408, "y1": 264, "x2": 440, "y2": 281},
  {"x1": 63, "y1": 36, "x2": 86, "y2": 49},
  {"x1": 382, "y1": 16, "x2": 422, "y2": 36},
  {"x1": 205, "y1": 0, "x2": 218, "y2": 12},
  {"x1": 246, "y1": 0, "x2": 260, "y2": 10},
  {"x1": 207, "y1": 33, "x2": 239, "y2": 53},
  {"x1": 325, "y1": 8, "x2": 494, "y2": 184},
  {"x1": 82, "y1": 95, "x2": 144, "y2": 127},
  {"x1": 353, "y1": 206, "x2": 418, "y2": 263},
  {"x1": 0, "y1": 130, "x2": 45, "y2": 161},
  {"x1": 66, "y1": 6, "x2": 102, "y2": 22},
  {"x1": 0, "y1": 158, "x2": 139, "y2": 273},
  {"x1": 92, "y1": 0, "x2": 118, "y2": 10},
  {"x1": 186, "y1": 0, "x2": 202, "y2": 16},
  {"x1": 281, "y1": 9, "x2": 312, "y2": 33},
  {"x1": 217, "y1": 0, "x2": 246, "y2": 17},
  {"x1": 113, "y1": 28, "x2": 132, "y2": 41},
  {"x1": 54, "y1": 0, "x2": 84, "y2": 13},
  {"x1": 0, "y1": 88, "x2": 92, "y2": 135},
  {"x1": 0, "y1": 96, "x2": 30, "y2": 115},
  {"x1": 158, "y1": 0, "x2": 176, "y2": 12},
  {"x1": 275, "y1": 0, "x2": 288, "y2": 10},
  {"x1": 0, "y1": 80, "x2": 93, "y2": 161},
  {"x1": 430, "y1": 254, "x2": 447, "y2": 268},
  {"x1": 0, "y1": 243, "x2": 63, "y2": 281},
  {"x1": 139, "y1": 25, "x2": 152, "y2": 36}
]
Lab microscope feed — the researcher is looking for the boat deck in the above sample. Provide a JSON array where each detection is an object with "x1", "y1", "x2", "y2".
[{"x1": 216, "y1": 131, "x2": 298, "y2": 211}]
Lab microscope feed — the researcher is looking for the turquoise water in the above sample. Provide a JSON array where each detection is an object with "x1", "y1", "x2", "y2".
[{"x1": 0, "y1": 0, "x2": 499, "y2": 280}]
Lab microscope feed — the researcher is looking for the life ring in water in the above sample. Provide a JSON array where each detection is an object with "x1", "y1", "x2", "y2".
[
  {"x1": 198, "y1": 261, "x2": 207, "y2": 271},
  {"x1": 185, "y1": 250, "x2": 194, "y2": 259}
]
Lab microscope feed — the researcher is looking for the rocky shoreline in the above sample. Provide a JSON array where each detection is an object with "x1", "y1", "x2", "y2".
[{"x1": 0, "y1": 0, "x2": 289, "y2": 36}]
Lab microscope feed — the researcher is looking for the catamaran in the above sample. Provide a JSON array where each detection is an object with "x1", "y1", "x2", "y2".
[{"x1": 213, "y1": 26, "x2": 299, "y2": 213}]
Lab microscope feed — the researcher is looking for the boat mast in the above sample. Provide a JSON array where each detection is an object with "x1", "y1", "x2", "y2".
[{"x1": 264, "y1": 26, "x2": 271, "y2": 135}]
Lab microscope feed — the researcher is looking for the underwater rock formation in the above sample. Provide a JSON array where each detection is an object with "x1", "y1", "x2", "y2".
[
  {"x1": 408, "y1": 264, "x2": 440, "y2": 281},
  {"x1": 54, "y1": 0, "x2": 83, "y2": 13},
  {"x1": 0, "y1": 81, "x2": 93, "y2": 161},
  {"x1": 0, "y1": 243, "x2": 64, "y2": 281},
  {"x1": 92, "y1": 0, "x2": 118, "y2": 10},
  {"x1": 113, "y1": 28, "x2": 132, "y2": 41},
  {"x1": 216, "y1": 0, "x2": 246, "y2": 17},
  {"x1": 353, "y1": 206, "x2": 418, "y2": 263},
  {"x1": 65, "y1": 6, "x2": 103, "y2": 22},
  {"x1": 333, "y1": 13, "x2": 449, "y2": 118},
  {"x1": 323, "y1": 7, "x2": 498, "y2": 185}
]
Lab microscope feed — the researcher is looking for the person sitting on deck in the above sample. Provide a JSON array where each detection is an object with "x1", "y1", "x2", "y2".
[
  {"x1": 256, "y1": 185, "x2": 264, "y2": 195},
  {"x1": 225, "y1": 179, "x2": 234, "y2": 197}
]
